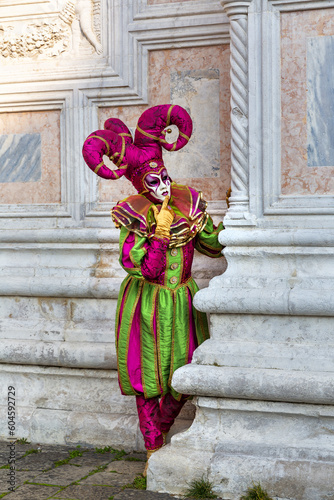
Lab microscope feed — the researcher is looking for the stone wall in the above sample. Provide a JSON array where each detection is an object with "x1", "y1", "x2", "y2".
[
  {"x1": 148, "y1": 1, "x2": 334, "y2": 499},
  {"x1": 0, "y1": 0, "x2": 229, "y2": 447}
]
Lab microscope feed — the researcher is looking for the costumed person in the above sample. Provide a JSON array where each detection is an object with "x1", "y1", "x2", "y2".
[{"x1": 82, "y1": 104, "x2": 224, "y2": 475}]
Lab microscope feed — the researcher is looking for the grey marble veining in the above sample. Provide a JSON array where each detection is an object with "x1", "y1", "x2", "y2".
[
  {"x1": 0, "y1": 133, "x2": 41, "y2": 183},
  {"x1": 307, "y1": 36, "x2": 334, "y2": 167},
  {"x1": 163, "y1": 69, "x2": 220, "y2": 179}
]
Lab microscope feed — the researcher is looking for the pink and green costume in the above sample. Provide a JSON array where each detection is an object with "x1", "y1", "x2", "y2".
[
  {"x1": 82, "y1": 104, "x2": 224, "y2": 451},
  {"x1": 112, "y1": 183, "x2": 223, "y2": 403}
]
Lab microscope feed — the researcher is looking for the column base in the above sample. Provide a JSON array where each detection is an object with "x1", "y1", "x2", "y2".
[
  {"x1": 0, "y1": 364, "x2": 194, "y2": 451},
  {"x1": 148, "y1": 396, "x2": 334, "y2": 500}
]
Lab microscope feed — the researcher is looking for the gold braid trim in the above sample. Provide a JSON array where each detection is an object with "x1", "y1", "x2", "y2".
[
  {"x1": 89, "y1": 135, "x2": 110, "y2": 156},
  {"x1": 112, "y1": 210, "x2": 208, "y2": 249},
  {"x1": 166, "y1": 105, "x2": 175, "y2": 127},
  {"x1": 136, "y1": 125, "x2": 159, "y2": 141},
  {"x1": 119, "y1": 132, "x2": 132, "y2": 137},
  {"x1": 94, "y1": 161, "x2": 104, "y2": 174},
  {"x1": 134, "y1": 275, "x2": 194, "y2": 293},
  {"x1": 136, "y1": 125, "x2": 167, "y2": 144},
  {"x1": 115, "y1": 136, "x2": 126, "y2": 167},
  {"x1": 179, "y1": 131, "x2": 190, "y2": 141},
  {"x1": 112, "y1": 185, "x2": 208, "y2": 248}
]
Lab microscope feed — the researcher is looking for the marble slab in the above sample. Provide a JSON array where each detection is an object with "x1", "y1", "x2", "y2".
[
  {"x1": 0, "y1": 134, "x2": 41, "y2": 183},
  {"x1": 0, "y1": 110, "x2": 61, "y2": 204},
  {"x1": 163, "y1": 69, "x2": 220, "y2": 179},
  {"x1": 280, "y1": 8, "x2": 334, "y2": 196},
  {"x1": 307, "y1": 35, "x2": 334, "y2": 167}
]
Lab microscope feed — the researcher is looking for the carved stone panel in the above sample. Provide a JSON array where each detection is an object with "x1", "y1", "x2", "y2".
[
  {"x1": 0, "y1": 0, "x2": 229, "y2": 223},
  {"x1": 0, "y1": 0, "x2": 104, "y2": 84},
  {"x1": 0, "y1": 110, "x2": 61, "y2": 205},
  {"x1": 0, "y1": 133, "x2": 41, "y2": 183},
  {"x1": 164, "y1": 69, "x2": 221, "y2": 180},
  {"x1": 281, "y1": 8, "x2": 334, "y2": 196},
  {"x1": 247, "y1": 0, "x2": 334, "y2": 221}
]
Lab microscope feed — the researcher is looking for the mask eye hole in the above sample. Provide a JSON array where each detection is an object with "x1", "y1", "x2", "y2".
[
  {"x1": 145, "y1": 175, "x2": 159, "y2": 188},
  {"x1": 160, "y1": 169, "x2": 169, "y2": 183}
]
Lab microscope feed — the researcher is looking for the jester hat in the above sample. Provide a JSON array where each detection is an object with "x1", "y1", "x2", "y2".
[{"x1": 82, "y1": 104, "x2": 193, "y2": 193}]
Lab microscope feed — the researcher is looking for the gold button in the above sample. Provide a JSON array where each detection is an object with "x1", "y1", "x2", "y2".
[
  {"x1": 170, "y1": 276, "x2": 178, "y2": 284},
  {"x1": 170, "y1": 263, "x2": 178, "y2": 270},
  {"x1": 171, "y1": 249, "x2": 178, "y2": 256}
]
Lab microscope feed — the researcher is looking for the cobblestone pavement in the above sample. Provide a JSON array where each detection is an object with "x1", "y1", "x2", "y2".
[{"x1": 0, "y1": 441, "x2": 179, "y2": 500}]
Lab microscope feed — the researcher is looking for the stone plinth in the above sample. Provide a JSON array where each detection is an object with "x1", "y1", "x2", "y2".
[
  {"x1": 149, "y1": 398, "x2": 334, "y2": 500},
  {"x1": 147, "y1": 0, "x2": 334, "y2": 496},
  {"x1": 0, "y1": 363, "x2": 194, "y2": 449},
  {"x1": 148, "y1": 229, "x2": 334, "y2": 499}
]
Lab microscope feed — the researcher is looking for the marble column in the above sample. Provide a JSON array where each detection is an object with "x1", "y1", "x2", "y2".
[
  {"x1": 223, "y1": 0, "x2": 253, "y2": 225},
  {"x1": 148, "y1": 0, "x2": 334, "y2": 499}
]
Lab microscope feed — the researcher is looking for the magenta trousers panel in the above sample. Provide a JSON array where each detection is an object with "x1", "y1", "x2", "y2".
[{"x1": 136, "y1": 393, "x2": 187, "y2": 450}]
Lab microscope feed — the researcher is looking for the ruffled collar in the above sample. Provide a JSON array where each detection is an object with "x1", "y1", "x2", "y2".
[{"x1": 111, "y1": 183, "x2": 208, "y2": 248}]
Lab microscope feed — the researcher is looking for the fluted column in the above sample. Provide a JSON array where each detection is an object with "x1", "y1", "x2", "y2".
[{"x1": 222, "y1": 1, "x2": 253, "y2": 224}]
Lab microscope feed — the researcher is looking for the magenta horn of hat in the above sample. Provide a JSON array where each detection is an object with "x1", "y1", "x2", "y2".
[
  {"x1": 161, "y1": 105, "x2": 193, "y2": 152},
  {"x1": 82, "y1": 128, "x2": 129, "y2": 180},
  {"x1": 134, "y1": 104, "x2": 192, "y2": 153},
  {"x1": 82, "y1": 105, "x2": 193, "y2": 181},
  {"x1": 104, "y1": 118, "x2": 133, "y2": 145}
]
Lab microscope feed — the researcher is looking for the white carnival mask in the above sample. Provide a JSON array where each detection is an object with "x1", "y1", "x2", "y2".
[{"x1": 143, "y1": 168, "x2": 171, "y2": 202}]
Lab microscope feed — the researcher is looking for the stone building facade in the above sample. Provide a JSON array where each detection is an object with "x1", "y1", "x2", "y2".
[
  {"x1": 149, "y1": 1, "x2": 334, "y2": 499},
  {"x1": 0, "y1": 0, "x2": 228, "y2": 450},
  {"x1": 1, "y1": 1, "x2": 334, "y2": 499}
]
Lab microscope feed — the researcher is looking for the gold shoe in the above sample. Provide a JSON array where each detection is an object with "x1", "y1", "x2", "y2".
[{"x1": 143, "y1": 447, "x2": 161, "y2": 477}]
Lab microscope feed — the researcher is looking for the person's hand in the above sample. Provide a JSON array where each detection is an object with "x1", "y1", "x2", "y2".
[{"x1": 152, "y1": 196, "x2": 175, "y2": 238}]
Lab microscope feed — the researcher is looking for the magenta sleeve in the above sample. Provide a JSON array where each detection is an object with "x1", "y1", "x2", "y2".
[
  {"x1": 121, "y1": 232, "x2": 136, "y2": 269},
  {"x1": 141, "y1": 237, "x2": 169, "y2": 280}
]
